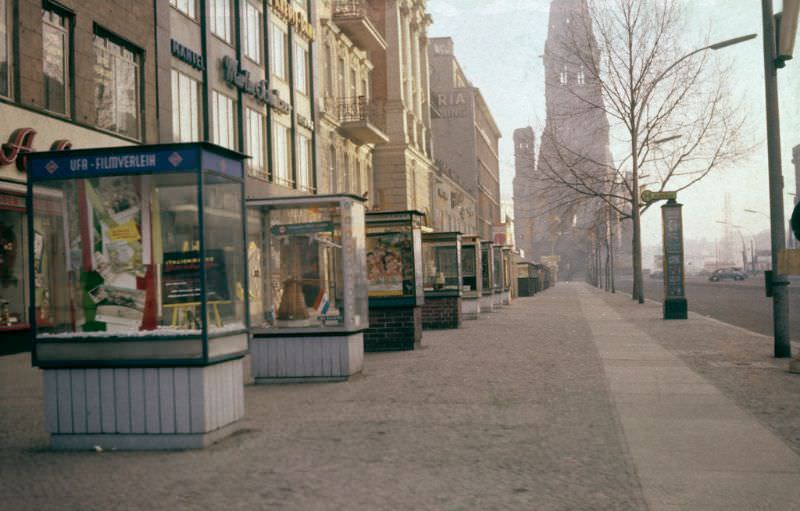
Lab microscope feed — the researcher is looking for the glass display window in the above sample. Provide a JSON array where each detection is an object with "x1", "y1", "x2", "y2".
[
  {"x1": 422, "y1": 232, "x2": 462, "y2": 295},
  {"x1": 27, "y1": 143, "x2": 247, "y2": 366},
  {"x1": 460, "y1": 235, "x2": 482, "y2": 297},
  {"x1": 480, "y1": 240, "x2": 493, "y2": 295},
  {"x1": 492, "y1": 245, "x2": 503, "y2": 291},
  {"x1": 0, "y1": 194, "x2": 28, "y2": 329},
  {"x1": 246, "y1": 195, "x2": 367, "y2": 332},
  {"x1": 502, "y1": 247, "x2": 513, "y2": 291},
  {"x1": 365, "y1": 211, "x2": 424, "y2": 306}
]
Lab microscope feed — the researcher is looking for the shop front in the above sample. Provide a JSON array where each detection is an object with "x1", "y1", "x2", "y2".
[
  {"x1": 480, "y1": 240, "x2": 494, "y2": 312},
  {"x1": 460, "y1": 235, "x2": 482, "y2": 319},
  {"x1": 421, "y1": 232, "x2": 462, "y2": 330},
  {"x1": 246, "y1": 195, "x2": 368, "y2": 382},
  {"x1": 28, "y1": 143, "x2": 248, "y2": 450},
  {"x1": 364, "y1": 211, "x2": 424, "y2": 351}
]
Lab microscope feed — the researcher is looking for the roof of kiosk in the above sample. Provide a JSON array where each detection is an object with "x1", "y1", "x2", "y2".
[
  {"x1": 247, "y1": 194, "x2": 366, "y2": 207},
  {"x1": 422, "y1": 231, "x2": 462, "y2": 242},
  {"x1": 27, "y1": 142, "x2": 247, "y2": 182},
  {"x1": 366, "y1": 210, "x2": 426, "y2": 225}
]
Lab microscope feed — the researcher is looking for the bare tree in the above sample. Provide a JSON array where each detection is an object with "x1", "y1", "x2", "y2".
[{"x1": 527, "y1": 0, "x2": 753, "y2": 303}]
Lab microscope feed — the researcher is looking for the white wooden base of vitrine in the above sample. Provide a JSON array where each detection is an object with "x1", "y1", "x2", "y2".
[
  {"x1": 250, "y1": 332, "x2": 363, "y2": 383},
  {"x1": 501, "y1": 291, "x2": 511, "y2": 305},
  {"x1": 43, "y1": 358, "x2": 245, "y2": 450},
  {"x1": 461, "y1": 297, "x2": 481, "y2": 319},
  {"x1": 480, "y1": 295, "x2": 495, "y2": 313}
]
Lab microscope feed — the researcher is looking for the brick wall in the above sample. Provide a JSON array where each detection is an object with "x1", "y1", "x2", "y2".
[
  {"x1": 422, "y1": 295, "x2": 462, "y2": 330},
  {"x1": 364, "y1": 306, "x2": 422, "y2": 352}
]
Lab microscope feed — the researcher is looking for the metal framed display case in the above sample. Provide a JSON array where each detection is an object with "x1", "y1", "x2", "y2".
[
  {"x1": 460, "y1": 235, "x2": 482, "y2": 319},
  {"x1": 480, "y1": 240, "x2": 495, "y2": 312},
  {"x1": 492, "y1": 245, "x2": 504, "y2": 307},
  {"x1": 246, "y1": 195, "x2": 368, "y2": 382},
  {"x1": 364, "y1": 211, "x2": 424, "y2": 351},
  {"x1": 0, "y1": 191, "x2": 30, "y2": 352},
  {"x1": 517, "y1": 262, "x2": 538, "y2": 297},
  {"x1": 421, "y1": 232, "x2": 462, "y2": 330},
  {"x1": 27, "y1": 143, "x2": 248, "y2": 450},
  {"x1": 501, "y1": 247, "x2": 513, "y2": 305}
]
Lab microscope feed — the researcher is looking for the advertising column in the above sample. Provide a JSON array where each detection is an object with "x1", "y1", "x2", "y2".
[{"x1": 662, "y1": 199, "x2": 688, "y2": 319}]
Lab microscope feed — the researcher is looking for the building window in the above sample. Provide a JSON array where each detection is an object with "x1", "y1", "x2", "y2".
[
  {"x1": 270, "y1": 22, "x2": 287, "y2": 80},
  {"x1": 243, "y1": 1, "x2": 261, "y2": 63},
  {"x1": 272, "y1": 122, "x2": 291, "y2": 186},
  {"x1": 297, "y1": 133, "x2": 312, "y2": 191},
  {"x1": 212, "y1": 90, "x2": 236, "y2": 149},
  {"x1": 93, "y1": 31, "x2": 141, "y2": 139},
  {"x1": 294, "y1": 43, "x2": 308, "y2": 95},
  {"x1": 246, "y1": 108, "x2": 266, "y2": 179},
  {"x1": 349, "y1": 68, "x2": 357, "y2": 98},
  {"x1": 171, "y1": 69, "x2": 200, "y2": 142},
  {"x1": 210, "y1": 0, "x2": 231, "y2": 43},
  {"x1": 577, "y1": 65, "x2": 585, "y2": 85},
  {"x1": 169, "y1": 0, "x2": 196, "y2": 19},
  {"x1": 337, "y1": 57, "x2": 345, "y2": 96},
  {"x1": 329, "y1": 145, "x2": 338, "y2": 193},
  {"x1": 343, "y1": 152, "x2": 350, "y2": 192},
  {"x1": 324, "y1": 44, "x2": 332, "y2": 96},
  {"x1": 0, "y1": 0, "x2": 9, "y2": 97},
  {"x1": 42, "y1": 8, "x2": 70, "y2": 115},
  {"x1": 559, "y1": 65, "x2": 568, "y2": 85}
]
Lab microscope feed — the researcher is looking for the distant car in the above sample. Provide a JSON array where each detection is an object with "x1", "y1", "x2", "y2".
[
  {"x1": 709, "y1": 268, "x2": 747, "y2": 282},
  {"x1": 649, "y1": 271, "x2": 663, "y2": 279}
]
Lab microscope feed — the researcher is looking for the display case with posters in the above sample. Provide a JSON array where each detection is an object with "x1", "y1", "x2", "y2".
[
  {"x1": 460, "y1": 235, "x2": 482, "y2": 319},
  {"x1": 480, "y1": 240, "x2": 494, "y2": 312},
  {"x1": 517, "y1": 262, "x2": 537, "y2": 297},
  {"x1": 246, "y1": 195, "x2": 368, "y2": 381},
  {"x1": 501, "y1": 247, "x2": 513, "y2": 305},
  {"x1": 421, "y1": 232, "x2": 462, "y2": 330},
  {"x1": 27, "y1": 143, "x2": 248, "y2": 450},
  {"x1": 364, "y1": 211, "x2": 424, "y2": 351},
  {"x1": 492, "y1": 245, "x2": 504, "y2": 306}
]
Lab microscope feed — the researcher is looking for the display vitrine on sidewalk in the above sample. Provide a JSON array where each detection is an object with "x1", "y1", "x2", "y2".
[
  {"x1": 27, "y1": 143, "x2": 248, "y2": 450},
  {"x1": 364, "y1": 211, "x2": 424, "y2": 351},
  {"x1": 459, "y1": 235, "x2": 483, "y2": 319},
  {"x1": 421, "y1": 232, "x2": 462, "y2": 330},
  {"x1": 480, "y1": 240, "x2": 495, "y2": 313},
  {"x1": 246, "y1": 195, "x2": 368, "y2": 382}
]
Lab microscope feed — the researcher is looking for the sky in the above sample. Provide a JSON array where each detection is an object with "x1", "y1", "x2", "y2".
[{"x1": 427, "y1": 0, "x2": 800, "y2": 256}]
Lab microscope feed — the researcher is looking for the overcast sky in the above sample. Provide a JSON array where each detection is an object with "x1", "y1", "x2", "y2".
[{"x1": 427, "y1": 0, "x2": 800, "y2": 252}]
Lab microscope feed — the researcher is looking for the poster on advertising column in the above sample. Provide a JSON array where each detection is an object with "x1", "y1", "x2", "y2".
[{"x1": 662, "y1": 204, "x2": 685, "y2": 299}]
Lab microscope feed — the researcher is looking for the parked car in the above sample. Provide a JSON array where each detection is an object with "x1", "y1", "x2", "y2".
[{"x1": 709, "y1": 268, "x2": 748, "y2": 282}]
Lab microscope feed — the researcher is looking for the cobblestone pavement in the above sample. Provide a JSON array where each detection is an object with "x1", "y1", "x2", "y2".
[
  {"x1": 1, "y1": 284, "x2": 646, "y2": 511},
  {"x1": 596, "y1": 289, "x2": 800, "y2": 457}
]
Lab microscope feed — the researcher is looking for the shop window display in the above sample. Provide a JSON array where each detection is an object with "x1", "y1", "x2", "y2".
[
  {"x1": 481, "y1": 241, "x2": 493, "y2": 293},
  {"x1": 28, "y1": 143, "x2": 247, "y2": 366},
  {"x1": 422, "y1": 233, "x2": 461, "y2": 293},
  {"x1": 0, "y1": 207, "x2": 27, "y2": 328}
]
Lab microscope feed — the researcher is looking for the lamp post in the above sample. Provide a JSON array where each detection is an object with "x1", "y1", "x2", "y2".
[{"x1": 761, "y1": 0, "x2": 793, "y2": 358}]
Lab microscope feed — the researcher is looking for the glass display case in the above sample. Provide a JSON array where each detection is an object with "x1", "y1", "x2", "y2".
[
  {"x1": 0, "y1": 194, "x2": 29, "y2": 336},
  {"x1": 422, "y1": 232, "x2": 462, "y2": 295},
  {"x1": 27, "y1": 143, "x2": 248, "y2": 367},
  {"x1": 365, "y1": 211, "x2": 424, "y2": 307},
  {"x1": 517, "y1": 262, "x2": 538, "y2": 296},
  {"x1": 502, "y1": 247, "x2": 513, "y2": 292},
  {"x1": 480, "y1": 240, "x2": 494, "y2": 296},
  {"x1": 246, "y1": 196, "x2": 367, "y2": 333},
  {"x1": 492, "y1": 245, "x2": 504, "y2": 293},
  {"x1": 460, "y1": 235, "x2": 482, "y2": 298}
]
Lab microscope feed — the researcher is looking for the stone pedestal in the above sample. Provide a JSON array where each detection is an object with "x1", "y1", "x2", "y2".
[
  {"x1": 461, "y1": 297, "x2": 481, "y2": 320},
  {"x1": 480, "y1": 294, "x2": 495, "y2": 313},
  {"x1": 365, "y1": 306, "x2": 422, "y2": 351},
  {"x1": 250, "y1": 332, "x2": 364, "y2": 383},
  {"x1": 422, "y1": 295, "x2": 462, "y2": 330},
  {"x1": 43, "y1": 358, "x2": 245, "y2": 450}
]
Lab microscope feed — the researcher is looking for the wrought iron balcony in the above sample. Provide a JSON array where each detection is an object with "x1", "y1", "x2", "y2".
[
  {"x1": 332, "y1": 0, "x2": 387, "y2": 51},
  {"x1": 333, "y1": 96, "x2": 388, "y2": 146}
]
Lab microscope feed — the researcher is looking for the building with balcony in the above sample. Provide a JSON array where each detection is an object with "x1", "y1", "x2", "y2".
[
  {"x1": 315, "y1": 0, "x2": 387, "y2": 199},
  {"x1": 428, "y1": 36, "x2": 502, "y2": 241},
  {"x1": 164, "y1": 0, "x2": 317, "y2": 199},
  {"x1": 368, "y1": 0, "x2": 437, "y2": 217}
]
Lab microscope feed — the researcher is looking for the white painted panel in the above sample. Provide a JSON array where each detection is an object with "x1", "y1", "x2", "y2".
[
  {"x1": 159, "y1": 368, "x2": 176, "y2": 434},
  {"x1": 70, "y1": 371, "x2": 87, "y2": 434},
  {"x1": 85, "y1": 369, "x2": 102, "y2": 433},
  {"x1": 99, "y1": 369, "x2": 116, "y2": 433},
  {"x1": 189, "y1": 367, "x2": 205, "y2": 433},
  {"x1": 128, "y1": 369, "x2": 146, "y2": 433},
  {"x1": 173, "y1": 367, "x2": 191, "y2": 433},
  {"x1": 114, "y1": 369, "x2": 131, "y2": 433},
  {"x1": 43, "y1": 371, "x2": 59, "y2": 433},
  {"x1": 143, "y1": 368, "x2": 160, "y2": 434},
  {"x1": 56, "y1": 369, "x2": 73, "y2": 433}
]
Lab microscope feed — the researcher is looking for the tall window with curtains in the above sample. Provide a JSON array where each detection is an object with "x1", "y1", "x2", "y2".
[
  {"x1": 0, "y1": 0, "x2": 9, "y2": 97},
  {"x1": 210, "y1": 0, "x2": 231, "y2": 43},
  {"x1": 246, "y1": 108, "x2": 266, "y2": 179},
  {"x1": 171, "y1": 70, "x2": 200, "y2": 142},
  {"x1": 243, "y1": 2, "x2": 261, "y2": 63},
  {"x1": 272, "y1": 123, "x2": 290, "y2": 185},
  {"x1": 93, "y1": 30, "x2": 141, "y2": 139},
  {"x1": 169, "y1": 0, "x2": 196, "y2": 19},
  {"x1": 212, "y1": 90, "x2": 236, "y2": 149},
  {"x1": 270, "y1": 22, "x2": 287, "y2": 80},
  {"x1": 297, "y1": 134, "x2": 312, "y2": 191},
  {"x1": 42, "y1": 7, "x2": 70, "y2": 115}
]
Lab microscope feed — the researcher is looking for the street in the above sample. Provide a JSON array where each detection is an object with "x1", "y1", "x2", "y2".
[{"x1": 618, "y1": 275, "x2": 800, "y2": 339}]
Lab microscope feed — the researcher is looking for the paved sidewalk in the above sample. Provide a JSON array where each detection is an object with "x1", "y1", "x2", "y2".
[{"x1": 1, "y1": 282, "x2": 799, "y2": 510}]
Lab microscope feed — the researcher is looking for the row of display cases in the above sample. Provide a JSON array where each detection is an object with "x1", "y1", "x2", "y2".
[{"x1": 24, "y1": 143, "x2": 517, "y2": 368}]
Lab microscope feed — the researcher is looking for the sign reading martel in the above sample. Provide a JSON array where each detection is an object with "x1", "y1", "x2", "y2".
[{"x1": 221, "y1": 56, "x2": 291, "y2": 114}]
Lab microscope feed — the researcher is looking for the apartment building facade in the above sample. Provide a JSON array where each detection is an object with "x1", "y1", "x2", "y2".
[{"x1": 428, "y1": 36, "x2": 501, "y2": 241}]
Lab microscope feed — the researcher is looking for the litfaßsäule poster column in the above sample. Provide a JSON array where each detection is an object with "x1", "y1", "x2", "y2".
[{"x1": 662, "y1": 199, "x2": 688, "y2": 319}]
